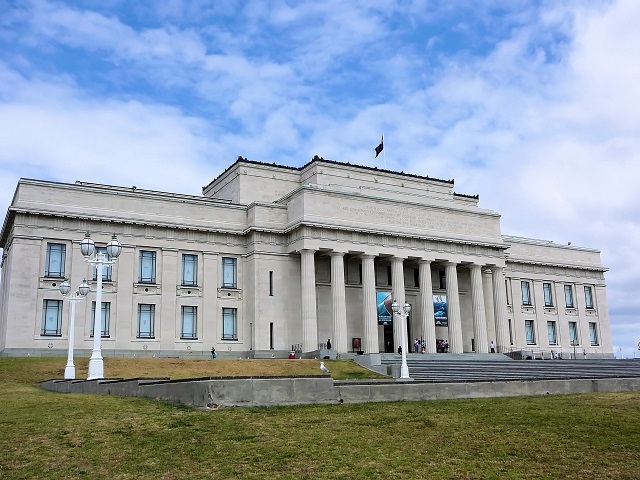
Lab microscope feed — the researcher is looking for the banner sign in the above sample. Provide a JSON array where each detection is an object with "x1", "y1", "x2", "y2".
[
  {"x1": 377, "y1": 292, "x2": 393, "y2": 325},
  {"x1": 433, "y1": 294, "x2": 448, "y2": 327}
]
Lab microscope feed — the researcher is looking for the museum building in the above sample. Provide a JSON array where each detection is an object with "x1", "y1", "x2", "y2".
[{"x1": 0, "y1": 156, "x2": 613, "y2": 358}]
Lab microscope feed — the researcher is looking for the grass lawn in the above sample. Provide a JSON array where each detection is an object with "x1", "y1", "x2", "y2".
[{"x1": 1, "y1": 357, "x2": 639, "y2": 479}]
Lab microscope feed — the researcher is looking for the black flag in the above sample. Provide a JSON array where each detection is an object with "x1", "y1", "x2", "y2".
[{"x1": 374, "y1": 136, "x2": 384, "y2": 158}]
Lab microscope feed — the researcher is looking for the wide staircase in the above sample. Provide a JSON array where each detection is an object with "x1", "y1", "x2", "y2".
[{"x1": 379, "y1": 353, "x2": 640, "y2": 382}]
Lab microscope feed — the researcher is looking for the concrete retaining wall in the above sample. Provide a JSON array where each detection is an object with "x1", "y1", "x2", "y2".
[{"x1": 40, "y1": 375, "x2": 640, "y2": 408}]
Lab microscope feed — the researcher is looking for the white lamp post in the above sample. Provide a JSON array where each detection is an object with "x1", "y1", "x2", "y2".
[
  {"x1": 81, "y1": 232, "x2": 122, "y2": 380},
  {"x1": 391, "y1": 300, "x2": 412, "y2": 380},
  {"x1": 59, "y1": 278, "x2": 90, "y2": 380}
]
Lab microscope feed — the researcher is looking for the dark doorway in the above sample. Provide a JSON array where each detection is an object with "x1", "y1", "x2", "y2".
[{"x1": 383, "y1": 324, "x2": 394, "y2": 352}]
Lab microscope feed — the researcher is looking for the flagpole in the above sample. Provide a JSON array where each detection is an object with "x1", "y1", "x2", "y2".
[{"x1": 383, "y1": 134, "x2": 387, "y2": 170}]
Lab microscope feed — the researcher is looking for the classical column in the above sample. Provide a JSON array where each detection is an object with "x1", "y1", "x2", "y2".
[
  {"x1": 491, "y1": 265, "x2": 510, "y2": 353},
  {"x1": 419, "y1": 260, "x2": 437, "y2": 353},
  {"x1": 330, "y1": 252, "x2": 348, "y2": 353},
  {"x1": 391, "y1": 257, "x2": 406, "y2": 351},
  {"x1": 361, "y1": 255, "x2": 378, "y2": 353},
  {"x1": 445, "y1": 261, "x2": 463, "y2": 353},
  {"x1": 470, "y1": 264, "x2": 489, "y2": 353},
  {"x1": 300, "y1": 249, "x2": 318, "y2": 352}
]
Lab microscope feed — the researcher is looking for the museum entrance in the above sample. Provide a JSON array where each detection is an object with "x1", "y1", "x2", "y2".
[
  {"x1": 382, "y1": 320, "x2": 412, "y2": 353},
  {"x1": 383, "y1": 324, "x2": 393, "y2": 352}
]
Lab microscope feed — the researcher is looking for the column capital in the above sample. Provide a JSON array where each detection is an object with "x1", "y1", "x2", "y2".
[
  {"x1": 359, "y1": 254, "x2": 375, "y2": 260},
  {"x1": 443, "y1": 260, "x2": 459, "y2": 267},
  {"x1": 300, "y1": 249, "x2": 316, "y2": 255},
  {"x1": 391, "y1": 256, "x2": 405, "y2": 264},
  {"x1": 417, "y1": 258, "x2": 433, "y2": 265},
  {"x1": 329, "y1": 251, "x2": 346, "y2": 257}
]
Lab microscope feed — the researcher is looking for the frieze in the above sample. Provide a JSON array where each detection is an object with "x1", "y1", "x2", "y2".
[{"x1": 338, "y1": 202, "x2": 491, "y2": 236}]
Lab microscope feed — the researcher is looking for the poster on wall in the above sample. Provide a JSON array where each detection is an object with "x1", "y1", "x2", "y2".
[
  {"x1": 377, "y1": 292, "x2": 393, "y2": 325},
  {"x1": 433, "y1": 294, "x2": 448, "y2": 327}
]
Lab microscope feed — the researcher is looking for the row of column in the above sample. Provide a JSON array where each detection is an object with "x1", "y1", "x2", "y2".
[{"x1": 300, "y1": 250, "x2": 510, "y2": 354}]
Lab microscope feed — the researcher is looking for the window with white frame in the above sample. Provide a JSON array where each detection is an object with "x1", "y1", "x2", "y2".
[
  {"x1": 137, "y1": 304, "x2": 155, "y2": 338},
  {"x1": 181, "y1": 254, "x2": 197, "y2": 286},
  {"x1": 139, "y1": 251, "x2": 156, "y2": 283},
  {"x1": 181, "y1": 306, "x2": 197, "y2": 339},
  {"x1": 521, "y1": 281, "x2": 532, "y2": 306},
  {"x1": 525, "y1": 319, "x2": 535, "y2": 344},
  {"x1": 564, "y1": 285, "x2": 574, "y2": 308},
  {"x1": 90, "y1": 302, "x2": 111, "y2": 337},
  {"x1": 41, "y1": 300, "x2": 63, "y2": 336},
  {"x1": 222, "y1": 257, "x2": 237, "y2": 288},
  {"x1": 222, "y1": 307, "x2": 237, "y2": 340},
  {"x1": 505, "y1": 279, "x2": 512, "y2": 305},
  {"x1": 584, "y1": 286, "x2": 594, "y2": 309},
  {"x1": 589, "y1": 322, "x2": 599, "y2": 345},
  {"x1": 45, "y1": 243, "x2": 66, "y2": 278},
  {"x1": 543, "y1": 282, "x2": 553, "y2": 307},
  {"x1": 92, "y1": 247, "x2": 112, "y2": 282},
  {"x1": 547, "y1": 321, "x2": 557, "y2": 345},
  {"x1": 569, "y1": 321, "x2": 579, "y2": 345}
]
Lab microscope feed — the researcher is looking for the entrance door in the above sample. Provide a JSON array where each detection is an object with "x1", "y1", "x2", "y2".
[{"x1": 383, "y1": 324, "x2": 394, "y2": 352}]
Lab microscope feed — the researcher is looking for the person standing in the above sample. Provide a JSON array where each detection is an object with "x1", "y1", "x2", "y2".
[
  {"x1": 211, "y1": 347, "x2": 216, "y2": 359},
  {"x1": 326, "y1": 338, "x2": 332, "y2": 350},
  {"x1": 414, "y1": 338, "x2": 419, "y2": 353},
  {"x1": 490, "y1": 340, "x2": 496, "y2": 353}
]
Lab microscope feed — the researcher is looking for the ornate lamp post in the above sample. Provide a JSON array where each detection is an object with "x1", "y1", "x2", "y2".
[
  {"x1": 59, "y1": 278, "x2": 90, "y2": 380},
  {"x1": 80, "y1": 232, "x2": 122, "y2": 380},
  {"x1": 391, "y1": 300, "x2": 411, "y2": 380}
]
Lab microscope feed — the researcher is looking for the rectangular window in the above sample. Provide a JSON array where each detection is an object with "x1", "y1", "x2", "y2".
[
  {"x1": 414, "y1": 268, "x2": 419, "y2": 288},
  {"x1": 92, "y1": 247, "x2": 112, "y2": 282},
  {"x1": 589, "y1": 322, "x2": 599, "y2": 345},
  {"x1": 521, "y1": 281, "x2": 532, "y2": 306},
  {"x1": 181, "y1": 306, "x2": 197, "y2": 339},
  {"x1": 547, "y1": 321, "x2": 557, "y2": 345},
  {"x1": 222, "y1": 307, "x2": 237, "y2": 340},
  {"x1": 505, "y1": 279, "x2": 512, "y2": 305},
  {"x1": 222, "y1": 257, "x2": 237, "y2": 288},
  {"x1": 569, "y1": 321, "x2": 579, "y2": 345},
  {"x1": 139, "y1": 251, "x2": 156, "y2": 284},
  {"x1": 45, "y1": 243, "x2": 66, "y2": 278},
  {"x1": 564, "y1": 285, "x2": 574, "y2": 308},
  {"x1": 584, "y1": 286, "x2": 594, "y2": 309},
  {"x1": 41, "y1": 300, "x2": 63, "y2": 336},
  {"x1": 508, "y1": 318, "x2": 514, "y2": 345},
  {"x1": 525, "y1": 320, "x2": 535, "y2": 345},
  {"x1": 181, "y1": 254, "x2": 197, "y2": 286},
  {"x1": 269, "y1": 271, "x2": 274, "y2": 296},
  {"x1": 137, "y1": 304, "x2": 155, "y2": 338},
  {"x1": 543, "y1": 282, "x2": 553, "y2": 307},
  {"x1": 387, "y1": 265, "x2": 392, "y2": 286},
  {"x1": 439, "y1": 271, "x2": 446, "y2": 290},
  {"x1": 90, "y1": 302, "x2": 111, "y2": 337},
  {"x1": 358, "y1": 263, "x2": 362, "y2": 285}
]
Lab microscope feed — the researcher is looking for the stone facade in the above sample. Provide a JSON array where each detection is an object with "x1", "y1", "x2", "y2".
[{"x1": 0, "y1": 157, "x2": 613, "y2": 357}]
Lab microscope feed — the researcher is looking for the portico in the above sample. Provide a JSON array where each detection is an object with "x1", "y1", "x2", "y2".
[{"x1": 297, "y1": 247, "x2": 510, "y2": 355}]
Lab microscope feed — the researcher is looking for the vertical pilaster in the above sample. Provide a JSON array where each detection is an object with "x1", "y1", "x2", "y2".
[
  {"x1": 300, "y1": 249, "x2": 318, "y2": 352},
  {"x1": 491, "y1": 266, "x2": 510, "y2": 353},
  {"x1": 361, "y1": 255, "x2": 378, "y2": 353},
  {"x1": 391, "y1": 257, "x2": 406, "y2": 351},
  {"x1": 330, "y1": 252, "x2": 347, "y2": 353},
  {"x1": 470, "y1": 264, "x2": 489, "y2": 353},
  {"x1": 445, "y1": 261, "x2": 463, "y2": 353},
  {"x1": 418, "y1": 260, "x2": 437, "y2": 353}
]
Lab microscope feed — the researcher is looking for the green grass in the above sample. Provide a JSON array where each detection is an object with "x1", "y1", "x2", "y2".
[{"x1": 1, "y1": 357, "x2": 639, "y2": 479}]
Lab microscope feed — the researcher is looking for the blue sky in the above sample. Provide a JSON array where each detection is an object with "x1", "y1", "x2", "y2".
[{"x1": 1, "y1": 0, "x2": 639, "y2": 357}]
